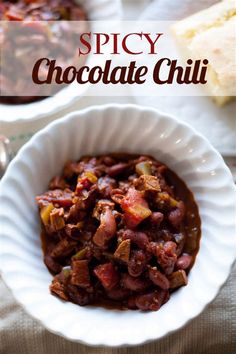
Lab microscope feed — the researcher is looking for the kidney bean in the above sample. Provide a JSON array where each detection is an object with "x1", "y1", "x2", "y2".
[
  {"x1": 102, "y1": 156, "x2": 116, "y2": 166},
  {"x1": 148, "y1": 267, "x2": 170, "y2": 290},
  {"x1": 44, "y1": 254, "x2": 62, "y2": 275},
  {"x1": 121, "y1": 274, "x2": 150, "y2": 292},
  {"x1": 157, "y1": 289, "x2": 170, "y2": 305},
  {"x1": 128, "y1": 250, "x2": 147, "y2": 277},
  {"x1": 121, "y1": 229, "x2": 149, "y2": 250},
  {"x1": 107, "y1": 163, "x2": 130, "y2": 177},
  {"x1": 176, "y1": 254, "x2": 192, "y2": 270},
  {"x1": 174, "y1": 232, "x2": 185, "y2": 256},
  {"x1": 168, "y1": 201, "x2": 185, "y2": 228},
  {"x1": 66, "y1": 284, "x2": 91, "y2": 306},
  {"x1": 155, "y1": 241, "x2": 177, "y2": 275},
  {"x1": 111, "y1": 193, "x2": 125, "y2": 205},
  {"x1": 135, "y1": 291, "x2": 161, "y2": 311},
  {"x1": 127, "y1": 296, "x2": 138, "y2": 309},
  {"x1": 107, "y1": 287, "x2": 130, "y2": 301},
  {"x1": 150, "y1": 212, "x2": 164, "y2": 226}
]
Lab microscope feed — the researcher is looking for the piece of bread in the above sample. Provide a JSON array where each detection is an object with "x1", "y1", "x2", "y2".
[{"x1": 172, "y1": 0, "x2": 236, "y2": 106}]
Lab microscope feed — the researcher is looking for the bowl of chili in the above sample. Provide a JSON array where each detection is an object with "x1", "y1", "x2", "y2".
[{"x1": 0, "y1": 0, "x2": 122, "y2": 122}]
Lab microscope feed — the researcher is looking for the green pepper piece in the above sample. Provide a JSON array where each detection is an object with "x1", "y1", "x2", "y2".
[
  {"x1": 62, "y1": 267, "x2": 71, "y2": 278},
  {"x1": 102, "y1": 252, "x2": 115, "y2": 260},
  {"x1": 40, "y1": 203, "x2": 54, "y2": 225},
  {"x1": 135, "y1": 161, "x2": 152, "y2": 176},
  {"x1": 73, "y1": 248, "x2": 88, "y2": 260}
]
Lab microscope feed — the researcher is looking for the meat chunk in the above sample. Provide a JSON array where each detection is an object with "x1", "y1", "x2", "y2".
[
  {"x1": 50, "y1": 239, "x2": 76, "y2": 259},
  {"x1": 93, "y1": 209, "x2": 116, "y2": 248},
  {"x1": 168, "y1": 270, "x2": 188, "y2": 289},
  {"x1": 73, "y1": 186, "x2": 98, "y2": 210},
  {"x1": 134, "y1": 175, "x2": 161, "y2": 192},
  {"x1": 65, "y1": 223, "x2": 81, "y2": 239},
  {"x1": 71, "y1": 260, "x2": 90, "y2": 288},
  {"x1": 50, "y1": 208, "x2": 65, "y2": 231},
  {"x1": 50, "y1": 278, "x2": 68, "y2": 301},
  {"x1": 114, "y1": 239, "x2": 131, "y2": 263},
  {"x1": 92, "y1": 199, "x2": 115, "y2": 220}
]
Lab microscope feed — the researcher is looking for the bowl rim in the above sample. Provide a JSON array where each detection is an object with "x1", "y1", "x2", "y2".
[{"x1": 0, "y1": 103, "x2": 236, "y2": 347}]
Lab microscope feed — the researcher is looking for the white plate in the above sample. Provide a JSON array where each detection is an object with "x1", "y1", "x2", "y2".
[
  {"x1": 0, "y1": 104, "x2": 235, "y2": 346},
  {"x1": 0, "y1": 0, "x2": 122, "y2": 123},
  {"x1": 132, "y1": 0, "x2": 236, "y2": 156}
]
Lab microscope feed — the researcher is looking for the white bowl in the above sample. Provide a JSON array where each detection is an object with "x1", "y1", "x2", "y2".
[
  {"x1": 0, "y1": 0, "x2": 122, "y2": 122},
  {"x1": 0, "y1": 104, "x2": 235, "y2": 347}
]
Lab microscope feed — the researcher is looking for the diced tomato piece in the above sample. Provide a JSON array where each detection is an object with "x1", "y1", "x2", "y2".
[
  {"x1": 121, "y1": 188, "x2": 151, "y2": 228},
  {"x1": 5, "y1": 9, "x2": 23, "y2": 21},
  {"x1": 94, "y1": 263, "x2": 119, "y2": 290}
]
